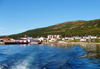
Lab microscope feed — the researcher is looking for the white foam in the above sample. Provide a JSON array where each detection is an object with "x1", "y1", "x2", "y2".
[
  {"x1": 0, "y1": 66, "x2": 3, "y2": 69},
  {"x1": 11, "y1": 60, "x2": 29, "y2": 69},
  {"x1": 11, "y1": 53, "x2": 38, "y2": 69},
  {"x1": 0, "y1": 64, "x2": 8, "y2": 69}
]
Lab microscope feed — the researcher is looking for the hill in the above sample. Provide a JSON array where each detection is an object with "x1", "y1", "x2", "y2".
[{"x1": 1, "y1": 19, "x2": 100, "y2": 38}]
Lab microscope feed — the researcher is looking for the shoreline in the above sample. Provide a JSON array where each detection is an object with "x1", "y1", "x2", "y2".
[
  {"x1": 43, "y1": 41, "x2": 100, "y2": 45},
  {"x1": 57, "y1": 41, "x2": 100, "y2": 44},
  {"x1": 1, "y1": 41, "x2": 100, "y2": 45}
]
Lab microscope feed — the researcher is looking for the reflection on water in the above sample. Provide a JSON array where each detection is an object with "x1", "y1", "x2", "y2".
[
  {"x1": 46, "y1": 43, "x2": 100, "y2": 69},
  {"x1": 0, "y1": 44, "x2": 100, "y2": 69}
]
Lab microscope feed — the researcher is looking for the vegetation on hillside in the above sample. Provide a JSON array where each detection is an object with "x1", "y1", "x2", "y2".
[{"x1": 1, "y1": 19, "x2": 100, "y2": 38}]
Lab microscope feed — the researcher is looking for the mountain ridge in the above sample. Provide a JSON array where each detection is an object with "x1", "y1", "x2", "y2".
[{"x1": 1, "y1": 19, "x2": 100, "y2": 38}]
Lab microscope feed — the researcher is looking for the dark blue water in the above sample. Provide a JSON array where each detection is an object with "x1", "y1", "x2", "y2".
[{"x1": 0, "y1": 44, "x2": 100, "y2": 69}]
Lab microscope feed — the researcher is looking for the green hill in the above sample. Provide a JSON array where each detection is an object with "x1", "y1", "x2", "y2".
[{"x1": 1, "y1": 19, "x2": 100, "y2": 38}]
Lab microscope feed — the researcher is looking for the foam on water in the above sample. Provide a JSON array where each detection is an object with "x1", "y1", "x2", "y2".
[
  {"x1": 11, "y1": 52, "x2": 38, "y2": 69},
  {"x1": 0, "y1": 44, "x2": 100, "y2": 69},
  {"x1": 0, "y1": 63, "x2": 8, "y2": 69},
  {"x1": 11, "y1": 60, "x2": 29, "y2": 69}
]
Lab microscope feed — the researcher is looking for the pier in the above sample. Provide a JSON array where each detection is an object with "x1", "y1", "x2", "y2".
[{"x1": 5, "y1": 42, "x2": 29, "y2": 45}]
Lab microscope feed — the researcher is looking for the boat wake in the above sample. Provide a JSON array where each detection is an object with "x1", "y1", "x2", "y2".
[
  {"x1": 0, "y1": 52, "x2": 39, "y2": 69},
  {"x1": 0, "y1": 45, "x2": 87, "y2": 69},
  {"x1": 11, "y1": 52, "x2": 39, "y2": 69}
]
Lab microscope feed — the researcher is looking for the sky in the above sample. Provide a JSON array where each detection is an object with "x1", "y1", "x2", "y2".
[{"x1": 0, "y1": 0, "x2": 100, "y2": 36}]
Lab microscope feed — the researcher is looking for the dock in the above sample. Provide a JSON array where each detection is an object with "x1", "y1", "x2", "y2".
[{"x1": 5, "y1": 42, "x2": 29, "y2": 44}]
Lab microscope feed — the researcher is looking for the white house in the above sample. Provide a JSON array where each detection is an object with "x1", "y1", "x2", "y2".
[
  {"x1": 89, "y1": 36, "x2": 97, "y2": 39},
  {"x1": 80, "y1": 38, "x2": 87, "y2": 41},
  {"x1": 83, "y1": 36, "x2": 97, "y2": 39},
  {"x1": 62, "y1": 38, "x2": 65, "y2": 40},
  {"x1": 65, "y1": 37, "x2": 69, "y2": 39},
  {"x1": 47, "y1": 35, "x2": 61, "y2": 39},
  {"x1": 38, "y1": 37, "x2": 47, "y2": 41},
  {"x1": 74, "y1": 36, "x2": 82, "y2": 39},
  {"x1": 20, "y1": 37, "x2": 33, "y2": 40},
  {"x1": 83, "y1": 37, "x2": 89, "y2": 39},
  {"x1": 69, "y1": 37, "x2": 75, "y2": 40}
]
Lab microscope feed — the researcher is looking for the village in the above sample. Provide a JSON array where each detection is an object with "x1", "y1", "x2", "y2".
[{"x1": 0, "y1": 35, "x2": 99, "y2": 45}]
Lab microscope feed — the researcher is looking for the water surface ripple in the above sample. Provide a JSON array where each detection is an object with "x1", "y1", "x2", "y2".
[{"x1": 0, "y1": 44, "x2": 100, "y2": 69}]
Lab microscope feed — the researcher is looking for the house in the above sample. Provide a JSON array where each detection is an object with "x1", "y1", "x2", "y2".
[
  {"x1": 47, "y1": 35, "x2": 61, "y2": 42},
  {"x1": 20, "y1": 37, "x2": 33, "y2": 40},
  {"x1": 20, "y1": 37, "x2": 33, "y2": 42},
  {"x1": 83, "y1": 36, "x2": 89, "y2": 39},
  {"x1": 47, "y1": 35, "x2": 61, "y2": 39},
  {"x1": 69, "y1": 37, "x2": 75, "y2": 40},
  {"x1": 38, "y1": 37, "x2": 47, "y2": 41},
  {"x1": 65, "y1": 37, "x2": 69, "y2": 39},
  {"x1": 80, "y1": 38, "x2": 87, "y2": 41},
  {"x1": 49, "y1": 38, "x2": 55, "y2": 42},
  {"x1": 83, "y1": 36, "x2": 97, "y2": 39},
  {"x1": 89, "y1": 35, "x2": 97, "y2": 39},
  {"x1": 62, "y1": 38, "x2": 65, "y2": 40},
  {"x1": 14, "y1": 39, "x2": 28, "y2": 43},
  {"x1": 74, "y1": 36, "x2": 82, "y2": 39},
  {"x1": 10, "y1": 38, "x2": 15, "y2": 42},
  {"x1": 65, "y1": 37, "x2": 75, "y2": 40},
  {"x1": 47, "y1": 35, "x2": 53, "y2": 39}
]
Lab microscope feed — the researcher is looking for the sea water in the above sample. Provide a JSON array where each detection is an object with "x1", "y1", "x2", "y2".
[{"x1": 0, "y1": 44, "x2": 100, "y2": 69}]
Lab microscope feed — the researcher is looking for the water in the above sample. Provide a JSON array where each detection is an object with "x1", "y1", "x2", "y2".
[{"x1": 0, "y1": 44, "x2": 100, "y2": 69}]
